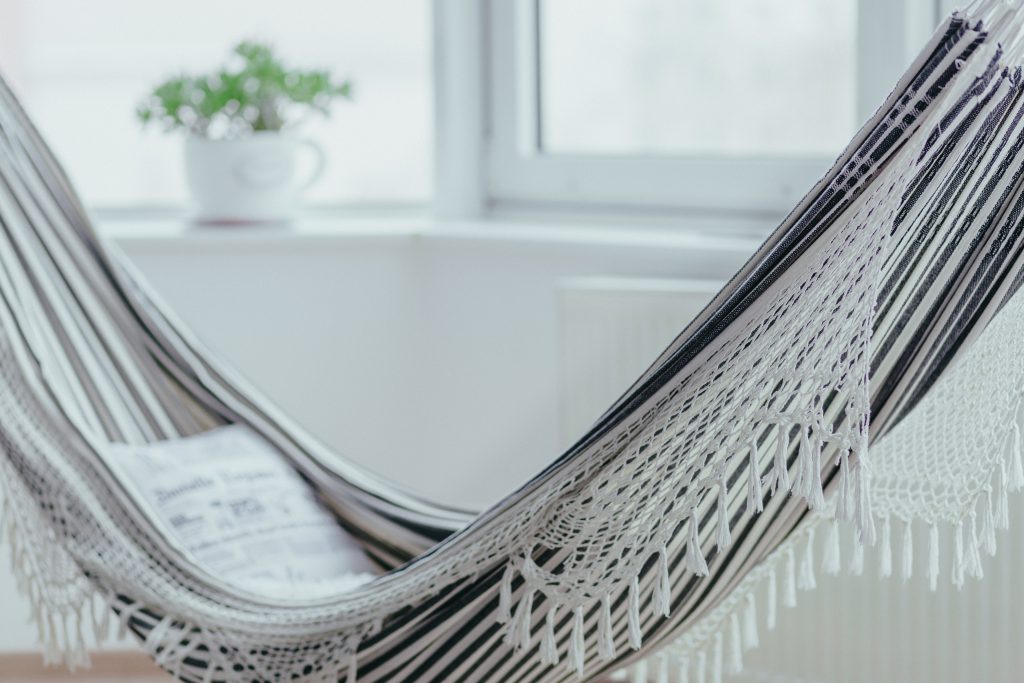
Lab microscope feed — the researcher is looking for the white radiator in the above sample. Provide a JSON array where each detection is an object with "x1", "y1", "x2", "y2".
[
  {"x1": 557, "y1": 277, "x2": 1024, "y2": 683},
  {"x1": 557, "y1": 276, "x2": 722, "y2": 445}
]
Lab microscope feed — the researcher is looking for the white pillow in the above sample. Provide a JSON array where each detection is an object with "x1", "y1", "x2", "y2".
[{"x1": 105, "y1": 425, "x2": 377, "y2": 598}]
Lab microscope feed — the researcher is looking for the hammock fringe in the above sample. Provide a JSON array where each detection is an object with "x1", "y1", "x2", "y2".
[
  {"x1": 12, "y1": 329, "x2": 1019, "y2": 682},
  {"x1": 634, "y1": 398, "x2": 1024, "y2": 681},
  {"x1": 0, "y1": 458, "x2": 106, "y2": 672},
  {"x1": 500, "y1": 406, "x2": 874, "y2": 675}
]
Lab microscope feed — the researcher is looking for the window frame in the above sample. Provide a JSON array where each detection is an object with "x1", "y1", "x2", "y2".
[
  {"x1": 1, "y1": 1, "x2": 948, "y2": 220},
  {"x1": 481, "y1": 0, "x2": 941, "y2": 215}
]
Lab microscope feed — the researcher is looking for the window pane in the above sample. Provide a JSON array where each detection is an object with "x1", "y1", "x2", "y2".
[
  {"x1": 0, "y1": 1, "x2": 432, "y2": 207},
  {"x1": 539, "y1": 0, "x2": 857, "y2": 157}
]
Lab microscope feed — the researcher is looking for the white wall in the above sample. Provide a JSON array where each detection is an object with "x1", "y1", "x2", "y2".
[{"x1": 0, "y1": 219, "x2": 757, "y2": 653}]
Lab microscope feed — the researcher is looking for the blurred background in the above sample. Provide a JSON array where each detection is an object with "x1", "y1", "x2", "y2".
[{"x1": 3, "y1": 1, "x2": 1020, "y2": 682}]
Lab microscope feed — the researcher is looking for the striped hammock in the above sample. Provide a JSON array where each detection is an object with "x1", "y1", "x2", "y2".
[{"x1": 3, "y1": 2, "x2": 1024, "y2": 681}]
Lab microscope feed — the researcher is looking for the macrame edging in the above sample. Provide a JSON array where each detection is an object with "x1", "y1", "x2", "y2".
[
  {"x1": 493, "y1": 410, "x2": 875, "y2": 679},
  {"x1": 0, "y1": 461, "x2": 368, "y2": 683},
  {"x1": 611, "y1": 403, "x2": 1024, "y2": 683},
  {"x1": 0, "y1": 460, "x2": 106, "y2": 671}
]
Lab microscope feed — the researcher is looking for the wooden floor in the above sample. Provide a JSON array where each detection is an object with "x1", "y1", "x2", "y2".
[
  {"x1": 0, "y1": 652, "x2": 620, "y2": 682},
  {"x1": 0, "y1": 652, "x2": 170, "y2": 682}
]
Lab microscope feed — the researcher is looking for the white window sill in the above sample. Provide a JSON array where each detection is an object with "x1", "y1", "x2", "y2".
[{"x1": 97, "y1": 211, "x2": 770, "y2": 255}]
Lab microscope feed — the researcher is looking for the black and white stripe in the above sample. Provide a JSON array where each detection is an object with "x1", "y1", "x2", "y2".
[{"x1": 1, "y1": 8, "x2": 1023, "y2": 683}]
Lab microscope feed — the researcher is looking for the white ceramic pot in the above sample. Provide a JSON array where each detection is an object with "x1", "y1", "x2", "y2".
[{"x1": 184, "y1": 132, "x2": 325, "y2": 223}]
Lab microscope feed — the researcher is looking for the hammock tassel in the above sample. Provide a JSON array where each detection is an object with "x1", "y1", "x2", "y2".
[
  {"x1": 783, "y1": 547, "x2": 797, "y2": 608},
  {"x1": 568, "y1": 606, "x2": 586, "y2": 678},
  {"x1": 807, "y1": 430, "x2": 826, "y2": 510},
  {"x1": 952, "y1": 520, "x2": 965, "y2": 589},
  {"x1": 598, "y1": 593, "x2": 617, "y2": 661},
  {"x1": 686, "y1": 512, "x2": 709, "y2": 577},
  {"x1": 822, "y1": 519, "x2": 841, "y2": 575},
  {"x1": 1010, "y1": 421, "x2": 1024, "y2": 491},
  {"x1": 766, "y1": 567, "x2": 778, "y2": 630},
  {"x1": 0, "y1": 495, "x2": 7, "y2": 547},
  {"x1": 540, "y1": 605, "x2": 560, "y2": 666},
  {"x1": 728, "y1": 612, "x2": 743, "y2": 674},
  {"x1": 878, "y1": 516, "x2": 892, "y2": 578},
  {"x1": 716, "y1": 479, "x2": 732, "y2": 551},
  {"x1": 655, "y1": 545, "x2": 673, "y2": 617},
  {"x1": 497, "y1": 563, "x2": 513, "y2": 624},
  {"x1": 981, "y1": 492, "x2": 997, "y2": 557},
  {"x1": 627, "y1": 575, "x2": 643, "y2": 650},
  {"x1": 696, "y1": 651, "x2": 707, "y2": 683},
  {"x1": 743, "y1": 593, "x2": 759, "y2": 649},
  {"x1": 630, "y1": 661, "x2": 648, "y2": 683},
  {"x1": 747, "y1": 440, "x2": 763, "y2": 514},
  {"x1": 928, "y1": 523, "x2": 940, "y2": 591},
  {"x1": 770, "y1": 426, "x2": 791, "y2": 494},
  {"x1": 509, "y1": 588, "x2": 534, "y2": 649},
  {"x1": 791, "y1": 427, "x2": 807, "y2": 497},
  {"x1": 836, "y1": 448, "x2": 851, "y2": 521},
  {"x1": 69, "y1": 607, "x2": 89, "y2": 672},
  {"x1": 91, "y1": 594, "x2": 112, "y2": 647},
  {"x1": 965, "y1": 512, "x2": 983, "y2": 580},
  {"x1": 849, "y1": 536, "x2": 865, "y2": 576},
  {"x1": 855, "y1": 465, "x2": 877, "y2": 546},
  {"x1": 34, "y1": 611, "x2": 46, "y2": 666},
  {"x1": 996, "y1": 463, "x2": 1011, "y2": 530},
  {"x1": 797, "y1": 528, "x2": 816, "y2": 591},
  {"x1": 901, "y1": 519, "x2": 914, "y2": 580},
  {"x1": 44, "y1": 611, "x2": 60, "y2": 666}
]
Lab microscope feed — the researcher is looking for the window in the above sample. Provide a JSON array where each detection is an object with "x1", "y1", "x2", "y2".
[
  {"x1": 538, "y1": 0, "x2": 856, "y2": 157},
  {"x1": 0, "y1": 0, "x2": 433, "y2": 210},
  {"x1": 486, "y1": 0, "x2": 936, "y2": 214},
  {"x1": 0, "y1": 1, "x2": 940, "y2": 219}
]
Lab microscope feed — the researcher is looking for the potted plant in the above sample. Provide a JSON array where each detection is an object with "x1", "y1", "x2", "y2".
[{"x1": 137, "y1": 41, "x2": 352, "y2": 223}]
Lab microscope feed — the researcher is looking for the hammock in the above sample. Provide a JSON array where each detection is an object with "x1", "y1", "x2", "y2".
[{"x1": 3, "y1": 1, "x2": 1024, "y2": 681}]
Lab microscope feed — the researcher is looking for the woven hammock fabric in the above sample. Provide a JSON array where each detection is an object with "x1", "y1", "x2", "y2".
[{"x1": 2, "y1": 2, "x2": 1024, "y2": 682}]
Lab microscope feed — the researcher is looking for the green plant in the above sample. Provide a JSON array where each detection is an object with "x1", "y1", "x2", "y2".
[{"x1": 136, "y1": 41, "x2": 352, "y2": 138}]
